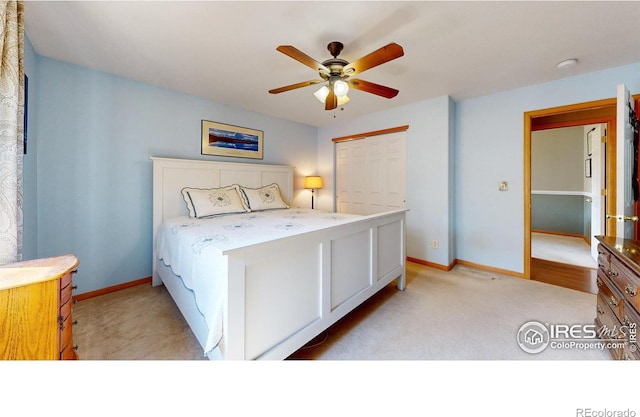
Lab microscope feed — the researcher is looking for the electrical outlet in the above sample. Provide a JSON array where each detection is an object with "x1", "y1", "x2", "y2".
[
  {"x1": 499, "y1": 181, "x2": 508, "y2": 192},
  {"x1": 432, "y1": 240, "x2": 438, "y2": 248}
]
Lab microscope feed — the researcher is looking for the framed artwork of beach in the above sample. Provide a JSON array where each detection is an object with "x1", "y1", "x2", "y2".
[{"x1": 201, "y1": 120, "x2": 264, "y2": 159}]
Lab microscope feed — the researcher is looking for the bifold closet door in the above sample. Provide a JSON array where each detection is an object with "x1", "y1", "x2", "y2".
[{"x1": 335, "y1": 131, "x2": 407, "y2": 215}]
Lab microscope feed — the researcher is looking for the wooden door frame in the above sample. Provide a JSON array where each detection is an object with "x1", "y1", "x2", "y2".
[{"x1": 524, "y1": 98, "x2": 618, "y2": 280}]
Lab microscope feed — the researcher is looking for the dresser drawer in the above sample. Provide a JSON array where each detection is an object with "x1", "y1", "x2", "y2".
[
  {"x1": 597, "y1": 244, "x2": 611, "y2": 275},
  {"x1": 58, "y1": 269, "x2": 76, "y2": 359},
  {"x1": 60, "y1": 296, "x2": 72, "y2": 321},
  {"x1": 595, "y1": 293, "x2": 623, "y2": 360},
  {"x1": 608, "y1": 257, "x2": 640, "y2": 311},
  {"x1": 60, "y1": 270, "x2": 73, "y2": 290},
  {"x1": 597, "y1": 274, "x2": 624, "y2": 322},
  {"x1": 60, "y1": 343, "x2": 77, "y2": 360},
  {"x1": 60, "y1": 279, "x2": 72, "y2": 306},
  {"x1": 60, "y1": 314, "x2": 73, "y2": 351}
]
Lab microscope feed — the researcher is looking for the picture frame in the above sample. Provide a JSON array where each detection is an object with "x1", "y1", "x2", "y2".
[
  {"x1": 587, "y1": 127, "x2": 595, "y2": 156},
  {"x1": 23, "y1": 74, "x2": 28, "y2": 154},
  {"x1": 201, "y1": 120, "x2": 263, "y2": 159},
  {"x1": 585, "y1": 158, "x2": 592, "y2": 178}
]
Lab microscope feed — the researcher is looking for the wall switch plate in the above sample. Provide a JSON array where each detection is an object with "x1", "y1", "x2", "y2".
[
  {"x1": 499, "y1": 181, "x2": 508, "y2": 191},
  {"x1": 431, "y1": 240, "x2": 438, "y2": 248}
]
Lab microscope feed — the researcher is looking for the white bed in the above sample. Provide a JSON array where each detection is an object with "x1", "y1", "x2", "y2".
[{"x1": 151, "y1": 157, "x2": 407, "y2": 360}]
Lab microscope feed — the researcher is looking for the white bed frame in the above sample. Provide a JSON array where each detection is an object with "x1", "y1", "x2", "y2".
[{"x1": 151, "y1": 157, "x2": 407, "y2": 360}]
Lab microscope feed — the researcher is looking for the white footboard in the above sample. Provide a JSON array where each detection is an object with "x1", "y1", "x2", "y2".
[
  {"x1": 222, "y1": 209, "x2": 406, "y2": 360},
  {"x1": 151, "y1": 158, "x2": 406, "y2": 359}
]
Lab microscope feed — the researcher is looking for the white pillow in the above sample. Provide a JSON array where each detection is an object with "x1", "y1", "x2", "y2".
[
  {"x1": 240, "y1": 183, "x2": 289, "y2": 211},
  {"x1": 181, "y1": 185, "x2": 250, "y2": 218}
]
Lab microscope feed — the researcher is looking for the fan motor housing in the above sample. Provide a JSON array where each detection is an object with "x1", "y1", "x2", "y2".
[{"x1": 320, "y1": 58, "x2": 349, "y2": 80}]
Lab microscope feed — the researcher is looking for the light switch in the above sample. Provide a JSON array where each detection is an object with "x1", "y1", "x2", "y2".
[{"x1": 499, "y1": 181, "x2": 508, "y2": 191}]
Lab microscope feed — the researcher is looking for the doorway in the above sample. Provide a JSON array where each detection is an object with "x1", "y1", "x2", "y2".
[
  {"x1": 531, "y1": 124, "x2": 603, "y2": 269},
  {"x1": 524, "y1": 98, "x2": 618, "y2": 293}
]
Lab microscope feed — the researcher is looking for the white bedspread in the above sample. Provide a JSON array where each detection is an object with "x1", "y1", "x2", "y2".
[{"x1": 155, "y1": 208, "x2": 361, "y2": 354}]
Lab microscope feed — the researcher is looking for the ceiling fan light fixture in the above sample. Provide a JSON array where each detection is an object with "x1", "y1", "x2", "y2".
[
  {"x1": 333, "y1": 80, "x2": 349, "y2": 97},
  {"x1": 270, "y1": 41, "x2": 404, "y2": 111},
  {"x1": 314, "y1": 86, "x2": 330, "y2": 103},
  {"x1": 315, "y1": 85, "x2": 350, "y2": 105},
  {"x1": 337, "y1": 95, "x2": 350, "y2": 106}
]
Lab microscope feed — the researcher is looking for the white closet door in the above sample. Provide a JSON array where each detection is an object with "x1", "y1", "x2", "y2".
[{"x1": 335, "y1": 131, "x2": 407, "y2": 215}]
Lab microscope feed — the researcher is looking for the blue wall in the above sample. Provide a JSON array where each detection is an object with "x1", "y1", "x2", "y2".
[
  {"x1": 31, "y1": 57, "x2": 318, "y2": 294},
  {"x1": 25, "y1": 42, "x2": 640, "y2": 289},
  {"x1": 455, "y1": 63, "x2": 640, "y2": 273},
  {"x1": 531, "y1": 194, "x2": 586, "y2": 235},
  {"x1": 318, "y1": 96, "x2": 456, "y2": 267}
]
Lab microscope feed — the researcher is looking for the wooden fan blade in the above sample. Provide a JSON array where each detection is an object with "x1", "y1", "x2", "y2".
[
  {"x1": 348, "y1": 79, "x2": 399, "y2": 99},
  {"x1": 276, "y1": 45, "x2": 329, "y2": 74},
  {"x1": 342, "y1": 43, "x2": 404, "y2": 77},
  {"x1": 325, "y1": 88, "x2": 337, "y2": 111},
  {"x1": 269, "y1": 80, "x2": 322, "y2": 94}
]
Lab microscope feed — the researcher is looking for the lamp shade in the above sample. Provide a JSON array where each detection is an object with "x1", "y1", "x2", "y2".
[
  {"x1": 304, "y1": 176, "x2": 323, "y2": 189},
  {"x1": 314, "y1": 85, "x2": 349, "y2": 105},
  {"x1": 333, "y1": 80, "x2": 349, "y2": 97},
  {"x1": 314, "y1": 86, "x2": 329, "y2": 103}
]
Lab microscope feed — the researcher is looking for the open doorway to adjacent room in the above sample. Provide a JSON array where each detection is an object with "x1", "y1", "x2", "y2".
[
  {"x1": 531, "y1": 125, "x2": 603, "y2": 271},
  {"x1": 525, "y1": 99, "x2": 617, "y2": 294}
]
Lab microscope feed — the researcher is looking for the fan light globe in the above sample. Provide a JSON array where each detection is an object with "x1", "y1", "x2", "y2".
[
  {"x1": 337, "y1": 95, "x2": 350, "y2": 105},
  {"x1": 334, "y1": 80, "x2": 349, "y2": 97},
  {"x1": 314, "y1": 86, "x2": 330, "y2": 102}
]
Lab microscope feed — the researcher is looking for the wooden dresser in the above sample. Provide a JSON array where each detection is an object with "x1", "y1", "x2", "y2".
[
  {"x1": 0, "y1": 254, "x2": 80, "y2": 360},
  {"x1": 595, "y1": 236, "x2": 639, "y2": 360}
]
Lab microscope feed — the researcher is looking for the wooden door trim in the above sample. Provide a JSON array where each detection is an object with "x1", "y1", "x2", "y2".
[
  {"x1": 524, "y1": 99, "x2": 619, "y2": 280},
  {"x1": 332, "y1": 125, "x2": 409, "y2": 143}
]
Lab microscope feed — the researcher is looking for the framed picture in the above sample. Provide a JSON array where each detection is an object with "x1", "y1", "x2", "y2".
[
  {"x1": 201, "y1": 120, "x2": 263, "y2": 159},
  {"x1": 585, "y1": 158, "x2": 592, "y2": 178},
  {"x1": 23, "y1": 75, "x2": 28, "y2": 154},
  {"x1": 587, "y1": 127, "x2": 595, "y2": 156}
]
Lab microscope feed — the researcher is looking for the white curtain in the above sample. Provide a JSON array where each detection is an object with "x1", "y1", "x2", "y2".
[{"x1": 0, "y1": 0, "x2": 24, "y2": 264}]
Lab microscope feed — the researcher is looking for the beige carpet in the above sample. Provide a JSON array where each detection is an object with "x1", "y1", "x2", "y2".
[
  {"x1": 71, "y1": 261, "x2": 609, "y2": 361},
  {"x1": 532, "y1": 232, "x2": 597, "y2": 269}
]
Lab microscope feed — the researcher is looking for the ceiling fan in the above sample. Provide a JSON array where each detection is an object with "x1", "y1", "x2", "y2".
[{"x1": 268, "y1": 41, "x2": 404, "y2": 111}]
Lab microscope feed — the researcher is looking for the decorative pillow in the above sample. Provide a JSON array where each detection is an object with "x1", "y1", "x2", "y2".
[
  {"x1": 181, "y1": 185, "x2": 250, "y2": 218},
  {"x1": 240, "y1": 183, "x2": 289, "y2": 211}
]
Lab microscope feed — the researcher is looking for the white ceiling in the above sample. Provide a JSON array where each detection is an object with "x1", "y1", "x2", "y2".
[{"x1": 23, "y1": 1, "x2": 640, "y2": 128}]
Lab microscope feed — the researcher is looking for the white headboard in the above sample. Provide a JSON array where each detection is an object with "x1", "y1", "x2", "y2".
[{"x1": 150, "y1": 157, "x2": 294, "y2": 262}]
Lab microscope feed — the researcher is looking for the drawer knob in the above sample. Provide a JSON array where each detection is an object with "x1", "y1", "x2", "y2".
[
  {"x1": 597, "y1": 305, "x2": 605, "y2": 315},
  {"x1": 609, "y1": 268, "x2": 618, "y2": 277},
  {"x1": 72, "y1": 285, "x2": 78, "y2": 290},
  {"x1": 597, "y1": 279, "x2": 602, "y2": 287},
  {"x1": 72, "y1": 269, "x2": 78, "y2": 274},
  {"x1": 625, "y1": 284, "x2": 637, "y2": 297},
  {"x1": 609, "y1": 296, "x2": 619, "y2": 307}
]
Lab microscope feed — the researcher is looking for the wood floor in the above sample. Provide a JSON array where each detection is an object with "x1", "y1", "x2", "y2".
[{"x1": 531, "y1": 257, "x2": 597, "y2": 294}]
